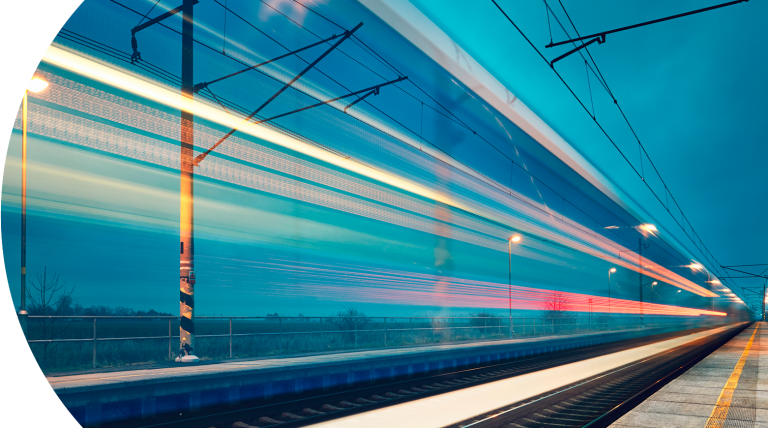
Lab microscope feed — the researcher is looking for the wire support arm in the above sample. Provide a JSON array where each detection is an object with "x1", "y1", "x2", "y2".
[
  {"x1": 344, "y1": 87, "x2": 378, "y2": 113},
  {"x1": 130, "y1": 0, "x2": 199, "y2": 63},
  {"x1": 253, "y1": 76, "x2": 406, "y2": 125},
  {"x1": 545, "y1": 0, "x2": 749, "y2": 48},
  {"x1": 550, "y1": 35, "x2": 604, "y2": 67},
  {"x1": 193, "y1": 32, "x2": 344, "y2": 92},
  {"x1": 193, "y1": 75, "x2": 406, "y2": 166},
  {"x1": 720, "y1": 266, "x2": 768, "y2": 279},
  {"x1": 193, "y1": 22, "x2": 363, "y2": 165}
]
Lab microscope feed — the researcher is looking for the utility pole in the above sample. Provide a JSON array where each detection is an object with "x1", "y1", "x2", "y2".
[
  {"x1": 508, "y1": 238, "x2": 512, "y2": 338},
  {"x1": 639, "y1": 238, "x2": 643, "y2": 327},
  {"x1": 129, "y1": 0, "x2": 200, "y2": 362},
  {"x1": 178, "y1": 0, "x2": 197, "y2": 362}
]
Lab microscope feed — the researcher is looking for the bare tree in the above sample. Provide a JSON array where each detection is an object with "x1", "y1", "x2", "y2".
[
  {"x1": 540, "y1": 291, "x2": 572, "y2": 333},
  {"x1": 330, "y1": 307, "x2": 370, "y2": 344},
  {"x1": 26, "y1": 268, "x2": 75, "y2": 367}
]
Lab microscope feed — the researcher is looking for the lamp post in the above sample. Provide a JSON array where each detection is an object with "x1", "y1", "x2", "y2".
[
  {"x1": 18, "y1": 76, "x2": 49, "y2": 336},
  {"x1": 642, "y1": 281, "x2": 657, "y2": 326},
  {"x1": 608, "y1": 268, "x2": 616, "y2": 327},
  {"x1": 508, "y1": 235, "x2": 521, "y2": 338}
]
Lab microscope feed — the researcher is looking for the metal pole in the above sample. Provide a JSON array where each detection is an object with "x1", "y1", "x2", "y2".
[
  {"x1": 279, "y1": 316, "x2": 282, "y2": 354},
  {"x1": 354, "y1": 318, "x2": 357, "y2": 348},
  {"x1": 92, "y1": 318, "x2": 97, "y2": 369},
  {"x1": 508, "y1": 239, "x2": 512, "y2": 337},
  {"x1": 18, "y1": 91, "x2": 28, "y2": 336},
  {"x1": 608, "y1": 271, "x2": 612, "y2": 318},
  {"x1": 229, "y1": 317, "x2": 232, "y2": 358},
  {"x1": 639, "y1": 238, "x2": 644, "y2": 327},
  {"x1": 168, "y1": 318, "x2": 172, "y2": 361},
  {"x1": 384, "y1": 317, "x2": 387, "y2": 347},
  {"x1": 651, "y1": 282, "x2": 654, "y2": 327},
  {"x1": 178, "y1": 0, "x2": 198, "y2": 362}
]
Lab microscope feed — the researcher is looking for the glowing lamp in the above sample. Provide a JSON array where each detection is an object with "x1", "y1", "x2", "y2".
[
  {"x1": 609, "y1": 268, "x2": 616, "y2": 273},
  {"x1": 640, "y1": 224, "x2": 657, "y2": 232},
  {"x1": 28, "y1": 77, "x2": 49, "y2": 93},
  {"x1": 510, "y1": 235, "x2": 521, "y2": 243},
  {"x1": 690, "y1": 263, "x2": 703, "y2": 270},
  {"x1": 652, "y1": 281, "x2": 658, "y2": 285}
]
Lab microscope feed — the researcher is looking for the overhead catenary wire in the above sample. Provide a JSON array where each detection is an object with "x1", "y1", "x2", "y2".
[
  {"x1": 551, "y1": 0, "x2": 736, "y2": 294},
  {"x1": 492, "y1": 0, "x2": 744, "y2": 304},
  {"x1": 282, "y1": 0, "x2": 639, "y2": 243},
  {"x1": 130, "y1": 0, "x2": 670, "y2": 258}
]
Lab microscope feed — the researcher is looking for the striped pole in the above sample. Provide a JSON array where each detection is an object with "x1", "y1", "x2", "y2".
[{"x1": 178, "y1": 0, "x2": 198, "y2": 363}]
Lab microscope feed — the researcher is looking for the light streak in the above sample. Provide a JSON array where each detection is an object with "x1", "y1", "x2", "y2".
[
  {"x1": 201, "y1": 256, "x2": 726, "y2": 316},
  {"x1": 36, "y1": 46, "x2": 717, "y2": 297}
]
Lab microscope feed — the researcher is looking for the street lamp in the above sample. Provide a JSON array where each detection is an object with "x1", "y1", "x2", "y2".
[
  {"x1": 642, "y1": 281, "x2": 658, "y2": 325},
  {"x1": 508, "y1": 235, "x2": 521, "y2": 338},
  {"x1": 608, "y1": 268, "x2": 617, "y2": 318},
  {"x1": 18, "y1": 76, "x2": 49, "y2": 335}
]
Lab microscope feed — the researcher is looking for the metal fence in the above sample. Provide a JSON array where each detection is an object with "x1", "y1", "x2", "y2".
[{"x1": 24, "y1": 314, "x2": 721, "y2": 371}]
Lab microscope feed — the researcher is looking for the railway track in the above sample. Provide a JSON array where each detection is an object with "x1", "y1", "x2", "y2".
[
  {"x1": 450, "y1": 323, "x2": 743, "y2": 428},
  {"x1": 120, "y1": 325, "x2": 743, "y2": 428}
]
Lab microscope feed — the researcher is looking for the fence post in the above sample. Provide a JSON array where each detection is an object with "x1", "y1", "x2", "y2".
[
  {"x1": 320, "y1": 317, "x2": 324, "y2": 351},
  {"x1": 354, "y1": 318, "x2": 358, "y2": 348},
  {"x1": 279, "y1": 317, "x2": 282, "y2": 354},
  {"x1": 509, "y1": 316, "x2": 513, "y2": 338},
  {"x1": 384, "y1": 317, "x2": 387, "y2": 347},
  {"x1": 432, "y1": 317, "x2": 435, "y2": 341},
  {"x1": 92, "y1": 318, "x2": 97, "y2": 369},
  {"x1": 168, "y1": 318, "x2": 172, "y2": 361},
  {"x1": 229, "y1": 318, "x2": 233, "y2": 359}
]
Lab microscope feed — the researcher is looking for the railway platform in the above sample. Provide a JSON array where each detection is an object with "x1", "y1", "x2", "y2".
[
  {"x1": 610, "y1": 321, "x2": 766, "y2": 428},
  {"x1": 48, "y1": 323, "x2": 703, "y2": 427}
]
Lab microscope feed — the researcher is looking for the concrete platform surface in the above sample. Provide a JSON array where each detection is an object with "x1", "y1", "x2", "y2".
[
  {"x1": 307, "y1": 324, "x2": 740, "y2": 428},
  {"x1": 610, "y1": 321, "x2": 765, "y2": 428}
]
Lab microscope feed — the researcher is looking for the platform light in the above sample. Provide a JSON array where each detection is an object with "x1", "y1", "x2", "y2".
[
  {"x1": 640, "y1": 224, "x2": 657, "y2": 233},
  {"x1": 689, "y1": 263, "x2": 703, "y2": 270},
  {"x1": 28, "y1": 76, "x2": 49, "y2": 93},
  {"x1": 510, "y1": 235, "x2": 521, "y2": 243},
  {"x1": 609, "y1": 267, "x2": 617, "y2": 273},
  {"x1": 652, "y1": 281, "x2": 658, "y2": 285}
]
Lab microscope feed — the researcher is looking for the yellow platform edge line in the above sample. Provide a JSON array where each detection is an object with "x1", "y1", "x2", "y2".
[{"x1": 704, "y1": 323, "x2": 759, "y2": 428}]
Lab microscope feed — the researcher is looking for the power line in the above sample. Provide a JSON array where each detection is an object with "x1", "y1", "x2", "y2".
[
  {"x1": 283, "y1": 1, "x2": 644, "y2": 249},
  {"x1": 491, "y1": 0, "x2": 746, "y2": 305}
]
